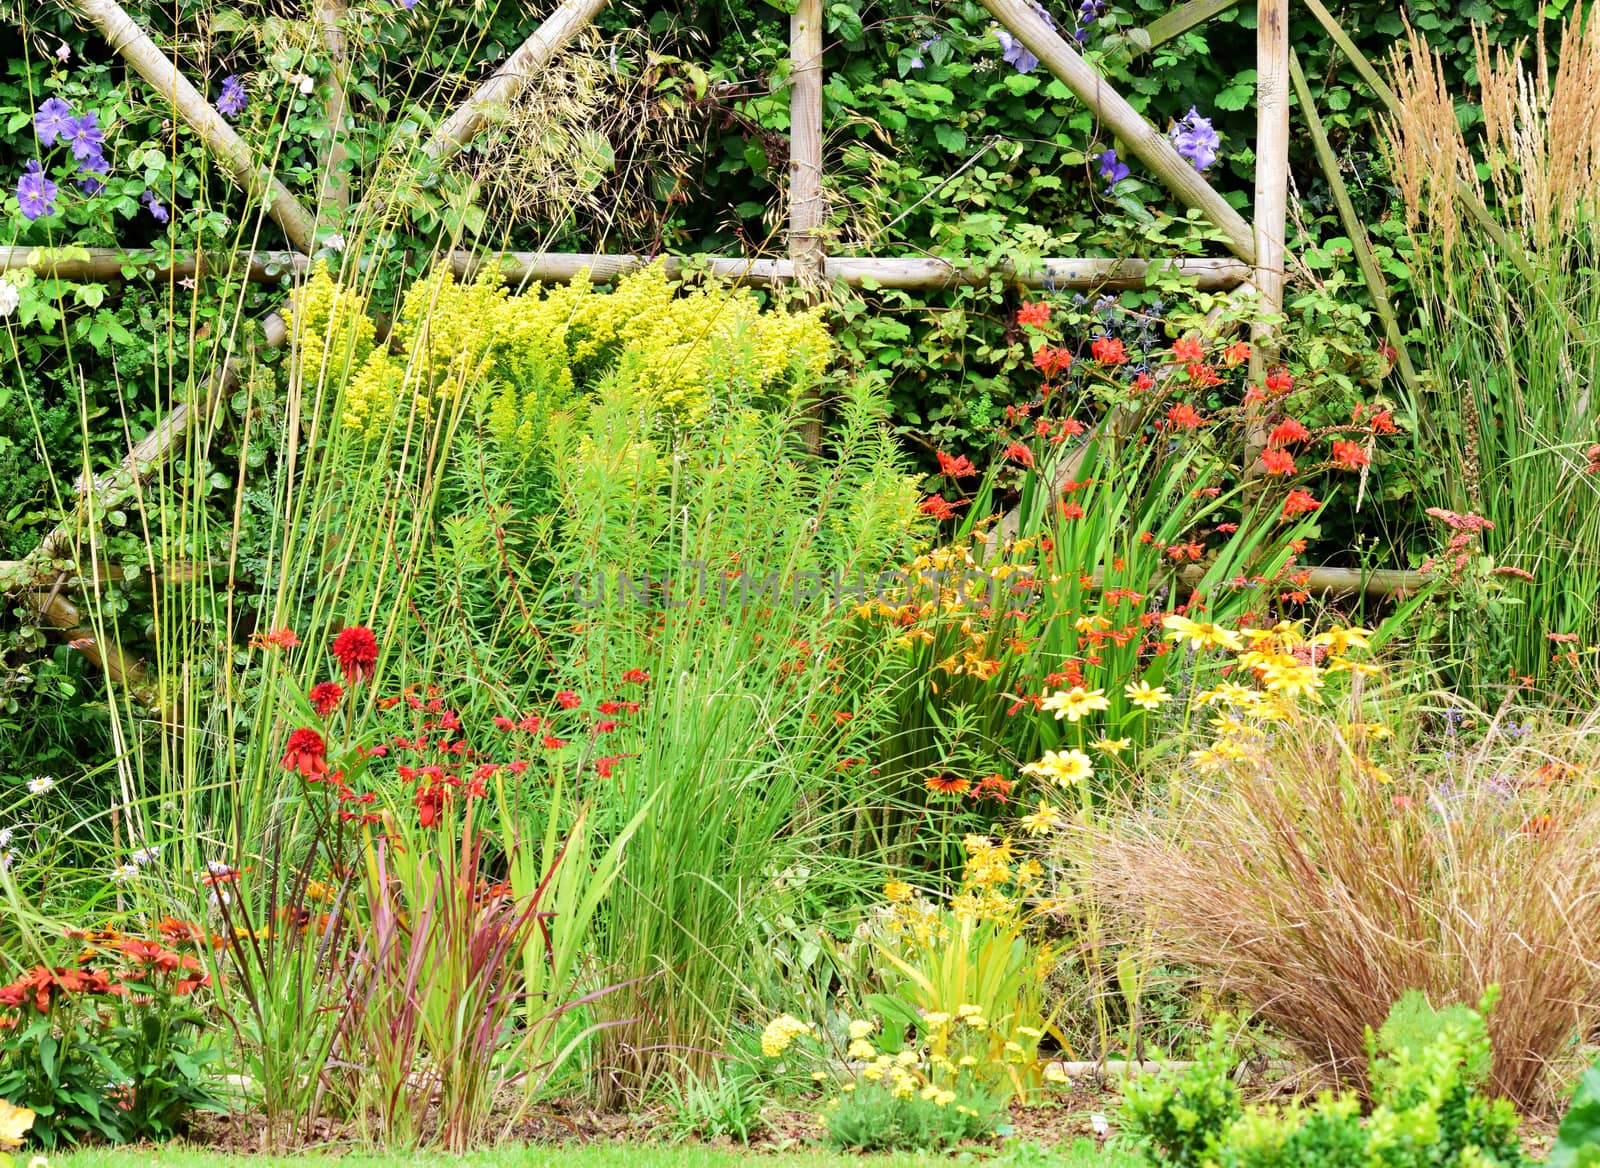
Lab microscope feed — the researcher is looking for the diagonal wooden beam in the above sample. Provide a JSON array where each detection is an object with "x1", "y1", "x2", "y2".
[
  {"x1": 423, "y1": 0, "x2": 613, "y2": 162},
  {"x1": 980, "y1": 0, "x2": 1256, "y2": 263},
  {"x1": 69, "y1": 0, "x2": 318, "y2": 253},
  {"x1": 1132, "y1": 0, "x2": 1242, "y2": 58}
]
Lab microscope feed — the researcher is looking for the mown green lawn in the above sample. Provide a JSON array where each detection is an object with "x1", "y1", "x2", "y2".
[{"x1": 55, "y1": 1137, "x2": 1131, "y2": 1168}]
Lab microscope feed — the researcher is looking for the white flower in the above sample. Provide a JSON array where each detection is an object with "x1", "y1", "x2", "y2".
[
  {"x1": 289, "y1": 72, "x2": 315, "y2": 94},
  {"x1": 0, "y1": 851, "x2": 14, "y2": 871},
  {"x1": 325, "y1": 233, "x2": 346, "y2": 253},
  {"x1": 112, "y1": 863, "x2": 139, "y2": 883},
  {"x1": 131, "y1": 846, "x2": 161, "y2": 867},
  {"x1": 27, "y1": 775, "x2": 55, "y2": 795},
  {"x1": 0, "y1": 827, "x2": 12, "y2": 848},
  {"x1": 205, "y1": 859, "x2": 234, "y2": 876},
  {"x1": 0, "y1": 279, "x2": 20, "y2": 318},
  {"x1": 1091, "y1": 1113, "x2": 1110, "y2": 1136},
  {"x1": 55, "y1": 42, "x2": 71, "y2": 61}
]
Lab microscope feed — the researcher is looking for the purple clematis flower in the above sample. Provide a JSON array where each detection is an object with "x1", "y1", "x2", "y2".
[
  {"x1": 34, "y1": 98, "x2": 74, "y2": 147},
  {"x1": 142, "y1": 190, "x2": 170, "y2": 223},
  {"x1": 995, "y1": 3, "x2": 1054, "y2": 73},
  {"x1": 76, "y1": 151, "x2": 109, "y2": 194},
  {"x1": 62, "y1": 111, "x2": 105, "y2": 163},
  {"x1": 1170, "y1": 106, "x2": 1221, "y2": 171},
  {"x1": 17, "y1": 160, "x2": 59, "y2": 220},
  {"x1": 217, "y1": 75, "x2": 247, "y2": 118},
  {"x1": 1097, "y1": 148, "x2": 1130, "y2": 192}
]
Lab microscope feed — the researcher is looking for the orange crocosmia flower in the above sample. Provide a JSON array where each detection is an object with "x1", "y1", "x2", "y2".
[
  {"x1": 1166, "y1": 403, "x2": 1205, "y2": 429},
  {"x1": 1264, "y1": 368, "x2": 1294, "y2": 395},
  {"x1": 1017, "y1": 301, "x2": 1050, "y2": 327},
  {"x1": 251, "y1": 627, "x2": 300, "y2": 650},
  {"x1": 1368, "y1": 409, "x2": 1399, "y2": 434},
  {"x1": 1061, "y1": 502, "x2": 1085, "y2": 520},
  {"x1": 1331, "y1": 440, "x2": 1370, "y2": 470},
  {"x1": 1223, "y1": 340, "x2": 1251, "y2": 367},
  {"x1": 937, "y1": 451, "x2": 978, "y2": 478},
  {"x1": 1187, "y1": 362, "x2": 1222, "y2": 388},
  {"x1": 1261, "y1": 448, "x2": 1296, "y2": 476},
  {"x1": 1171, "y1": 335, "x2": 1205, "y2": 364},
  {"x1": 1281, "y1": 488, "x2": 1321, "y2": 518},
  {"x1": 1005, "y1": 442, "x2": 1035, "y2": 468},
  {"x1": 1091, "y1": 335, "x2": 1128, "y2": 365},
  {"x1": 1268, "y1": 418, "x2": 1311, "y2": 445},
  {"x1": 1132, "y1": 371, "x2": 1155, "y2": 392},
  {"x1": 920, "y1": 494, "x2": 960, "y2": 521},
  {"x1": 1033, "y1": 346, "x2": 1073, "y2": 376}
]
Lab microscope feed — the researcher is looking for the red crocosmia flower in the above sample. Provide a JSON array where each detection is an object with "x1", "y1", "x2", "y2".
[
  {"x1": 493, "y1": 715, "x2": 515, "y2": 731},
  {"x1": 597, "y1": 701, "x2": 623, "y2": 715},
  {"x1": 1060, "y1": 418, "x2": 1086, "y2": 437},
  {"x1": 1331, "y1": 440, "x2": 1370, "y2": 470},
  {"x1": 920, "y1": 494, "x2": 959, "y2": 521},
  {"x1": 1171, "y1": 335, "x2": 1205, "y2": 364},
  {"x1": 1060, "y1": 502, "x2": 1085, "y2": 520},
  {"x1": 1222, "y1": 340, "x2": 1251, "y2": 367},
  {"x1": 415, "y1": 787, "x2": 445, "y2": 829},
  {"x1": 1264, "y1": 368, "x2": 1294, "y2": 395},
  {"x1": 1166, "y1": 403, "x2": 1205, "y2": 429},
  {"x1": 251, "y1": 626, "x2": 301, "y2": 650},
  {"x1": 621, "y1": 669, "x2": 650, "y2": 684},
  {"x1": 1034, "y1": 417, "x2": 1053, "y2": 438},
  {"x1": 1033, "y1": 346, "x2": 1073, "y2": 376},
  {"x1": 973, "y1": 774, "x2": 1014, "y2": 802},
  {"x1": 330, "y1": 625, "x2": 378, "y2": 685},
  {"x1": 507, "y1": 760, "x2": 530, "y2": 774},
  {"x1": 1005, "y1": 442, "x2": 1035, "y2": 468},
  {"x1": 542, "y1": 735, "x2": 568, "y2": 749},
  {"x1": 1368, "y1": 409, "x2": 1399, "y2": 435},
  {"x1": 1268, "y1": 418, "x2": 1311, "y2": 446},
  {"x1": 281, "y1": 728, "x2": 330, "y2": 778},
  {"x1": 595, "y1": 756, "x2": 620, "y2": 779},
  {"x1": 1091, "y1": 335, "x2": 1128, "y2": 365},
  {"x1": 1132, "y1": 372, "x2": 1155, "y2": 392},
  {"x1": 936, "y1": 450, "x2": 979, "y2": 478},
  {"x1": 595, "y1": 720, "x2": 619, "y2": 733},
  {"x1": 518, "y1": 714, "x2": 543, "y2": 733},
  {"x1": 555, "y1": 690, "x2": 581, "y2": 710},
  {"x1": 309, "y1": 681, "x2": 343, "y2": 717},
  {"x1": 1186, "y1": 362, "x2": 1222, "y2": 388},
  {"x1": 1016, "y1": 301, "x2": 1050, "y2": 328},
  {"x1": 1281, "y1": 488, "x2": 1322, "y2": 519},
  {"x1": 1261, "y1": 448, "x2": 1296, "y2": 476}
]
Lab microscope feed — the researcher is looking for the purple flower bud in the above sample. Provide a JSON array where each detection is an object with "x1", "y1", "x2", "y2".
[
  {"x1": 35, "y1": 98, "x2": 74, "y2": 148},
  {"x1": 16, "y1": 160, "x2": 59, "y2": 220},
  {"x1": 217, "y1": 75, "x2": 248, "y2": 118}
]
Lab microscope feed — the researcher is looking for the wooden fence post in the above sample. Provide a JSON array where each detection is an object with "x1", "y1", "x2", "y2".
[
  {"x1": 1248, "y1": 0, "x2": 1290, "y2": 462},
  {"x1": 789, "y1": 0, "x2": 826, "y2": 450}
]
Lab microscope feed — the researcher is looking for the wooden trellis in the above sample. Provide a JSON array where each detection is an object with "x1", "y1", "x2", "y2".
[{"x1": 2, "y1": 0, "x2": 1431, "y2": 702}]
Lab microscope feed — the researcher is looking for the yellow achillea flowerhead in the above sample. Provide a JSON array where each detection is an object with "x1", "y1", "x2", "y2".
[{"x1": 760, "y1": 1014, "x2": 814, "y2": 1058}]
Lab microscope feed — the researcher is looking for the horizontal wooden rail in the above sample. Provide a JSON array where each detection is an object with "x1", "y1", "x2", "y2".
[
  {"x1": 0, "y1": 247, "x2": 308, "y2": 282},
  {"x1": 455, "y1": 253, "x2": 1252, "y2": 291}
]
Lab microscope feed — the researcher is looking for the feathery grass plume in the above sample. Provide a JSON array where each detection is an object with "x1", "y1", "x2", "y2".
[
  {"x1": 1383, "y1": 8, "x2": 1600, "y2": 697},
  {"x1": 1074, "y1": 713, "x2": 1600, "y2": 1109}
]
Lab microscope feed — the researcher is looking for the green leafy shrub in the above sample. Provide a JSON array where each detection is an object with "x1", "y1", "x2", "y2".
[
  {"x1": 1550, "y1": 1054, "x2": 1600, "y2": 1168},
  {"x1": 1121, "y1": 998, "x2": 1527, "y2": 1168}
]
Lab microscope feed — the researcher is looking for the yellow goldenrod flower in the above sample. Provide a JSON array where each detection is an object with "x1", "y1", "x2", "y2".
[{"x1": 1123, "y1": 680, "x2": 1171, "y2": 710}]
